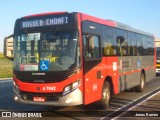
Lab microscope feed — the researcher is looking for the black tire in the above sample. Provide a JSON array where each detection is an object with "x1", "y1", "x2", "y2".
[
  {"x1": 98, "y1": 81, "x2": 111, "y2": 109},
  {"x1": 135, "y1": 73, "x2": 145, "y2": 92}
]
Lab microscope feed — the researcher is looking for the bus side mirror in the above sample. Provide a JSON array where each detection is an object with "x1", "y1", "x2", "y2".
[{"x1": 4, "y1": 35, "x2": 14, "y2": 61}]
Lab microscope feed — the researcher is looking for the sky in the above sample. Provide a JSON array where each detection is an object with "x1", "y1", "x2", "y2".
[{"x1": 0, "y1": 0, "x2": 160, "y2": 52}]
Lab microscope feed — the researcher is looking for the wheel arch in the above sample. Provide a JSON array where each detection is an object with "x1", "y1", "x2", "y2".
[
  {"x1": 141, "y1": 69, "x2": 146, "y2": 82},
  {"x1": 104, "y1": 76, "x2": 114, "y2": 96}
]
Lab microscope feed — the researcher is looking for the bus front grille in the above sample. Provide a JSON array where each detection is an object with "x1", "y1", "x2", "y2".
[
  {"x1": 14, "y1": 70, "x2": 77, "y2": 83},
  {"x1": 20, "y1": 91, "x2": 62, "y2": 101}
]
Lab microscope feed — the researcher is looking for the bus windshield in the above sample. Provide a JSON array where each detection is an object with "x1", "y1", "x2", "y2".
[{"x1": 13, "y1": 30, "x2": 80, "y2": 71}]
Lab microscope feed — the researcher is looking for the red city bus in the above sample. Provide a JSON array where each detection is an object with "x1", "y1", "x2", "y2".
[{"x1": 4, "y1": 12, "x2": 156, "y2": 109}]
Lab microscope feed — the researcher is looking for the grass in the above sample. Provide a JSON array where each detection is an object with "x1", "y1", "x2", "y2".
[
  {"x1": 0, "y1": 72, "x2": 13, "y2": 78},
  {"x1": 0, "y1": 66, "x2": 13, "y2": 78},
  {"x1": 0, "y1": 53, "x2": 13, "y2": 78},
  {"x1": 0, "y1": 52, "x2": 4, "y2": 59}
]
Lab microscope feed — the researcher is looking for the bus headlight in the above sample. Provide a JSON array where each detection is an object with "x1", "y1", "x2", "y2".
[
  {"x1": 63, "y1": 80, "x2": 80, "y2": 95},
  {"x1": 63, "y1": 85, "x2": 72, "y2": 95},
  {"x1": 14, "y1": 84, "x2": 20, "y2": 94},
  {"x1": 13, "y1": 81, "x2": 16, "y2": 86},
  {"x1": 14, "y1": 96, "x2": 19, "y2": 101},
  {"x1": 72, "y1": 81, "x2": 79, "y2": 89}
]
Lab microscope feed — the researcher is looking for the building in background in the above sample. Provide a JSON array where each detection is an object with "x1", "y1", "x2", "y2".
[{"x1": 155, "y1": 38, "x2": 160, "y2": 75}]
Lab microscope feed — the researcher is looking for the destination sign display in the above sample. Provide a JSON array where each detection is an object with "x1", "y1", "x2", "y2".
[
  {"x1": 21, "y1": 16, "x2": 69, "y2": 28},
  {"x1": 14, "y1": 13, "x2": 77, "y2": 34}
]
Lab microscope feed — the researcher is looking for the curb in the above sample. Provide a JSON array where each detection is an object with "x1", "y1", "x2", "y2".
[{"x1": 0, "y1": 78, "x2": 12, "y2": 80}]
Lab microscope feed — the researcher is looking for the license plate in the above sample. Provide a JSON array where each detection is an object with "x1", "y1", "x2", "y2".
[{"x1": 33, "y1": 97, "x2": 45, "y2": 102}]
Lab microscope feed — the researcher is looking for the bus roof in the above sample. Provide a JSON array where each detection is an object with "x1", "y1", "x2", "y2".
[
  {"x1": 22, "y1": 11, "x2": 153, "y2": 37},
  {"x1": 23, "y1": 11, "x2": 67, "y2": 18},
  {"x1": 80, "y1": 13, "x2": 153, "y2": 37},
  {"x1": 113, "y1": 20, "x2": 153, "y2": 37}
]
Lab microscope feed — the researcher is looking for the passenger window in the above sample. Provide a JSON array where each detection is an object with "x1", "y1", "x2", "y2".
[
  {"x1": 128, "y1": 32, "x2": 137, "y2": 56},
  {"x1": 83, "y1": 35, "x2": 101, "y2": 59},
  {"x1": 136, "y1": 34, "x2": 148, "y2": 56},
  {"x1": 136, "y1": 34, "x2": 143, "y2": 56},
  {"x1": 148, "y1": 37, "x2": 154, "y2": 55},
  {"x1": 103, "y1": 27, "x2": 117, "y2": 56},
  {"x1": 116, "y1": 29, "x2": 128, "y2": 56},
  {"x1": 142, "y1": 35, "x2": 148, "y2": 55}
]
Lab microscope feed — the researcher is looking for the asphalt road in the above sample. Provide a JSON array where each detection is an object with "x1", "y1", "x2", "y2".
[{"x1": 0, "y1": 77, "x2": 160, "y2": 119}]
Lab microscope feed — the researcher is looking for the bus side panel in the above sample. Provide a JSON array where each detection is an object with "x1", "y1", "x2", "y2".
[
  {"x1": 145, "y1": 68, "x2": 156, "y2": 81},
  {"x1": 118, "y1": 56, "x2": 141, "y2": 91},
  {"x1": 83, "y1": 60, "x2": 104, "y2": 105},
  {"x1": 102, "y1": 57, "x2": 119, "y2": 94},
  {"x1": 117, "y1": 55, "x2": 155, "y2": 92},
  {"x1": 84, "y1": 57, "x2": 119, "y2": 105},
  {"x1": 142, "y1": 56, "x2": 156, "y2": 82}
]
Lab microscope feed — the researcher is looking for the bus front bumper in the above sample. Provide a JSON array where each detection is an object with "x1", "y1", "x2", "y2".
[{"x1": 13, "y1": 87, "x2": 83, "y2": 106}]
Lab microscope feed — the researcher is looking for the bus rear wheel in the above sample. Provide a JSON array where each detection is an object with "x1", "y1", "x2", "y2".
[
  {"x1": 135, "y1": 73, "x2": 145, "y2": 92},
  {"x1": 98, "y1": 81, "x2": 111, "y2": 109}
]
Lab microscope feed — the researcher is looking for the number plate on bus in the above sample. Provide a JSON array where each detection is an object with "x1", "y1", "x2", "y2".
[{"x1": 33, "y1": 97, "x2": 45, "y2": 102}]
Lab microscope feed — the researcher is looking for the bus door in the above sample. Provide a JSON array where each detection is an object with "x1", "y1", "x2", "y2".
[{"x1": 83, "y1": 34, "x2": 103, "y2": 104}]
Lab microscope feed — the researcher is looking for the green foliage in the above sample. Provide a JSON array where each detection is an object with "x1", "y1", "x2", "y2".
[
  {"x1": 0, "y1": 53, "x2": 4, "y2": 59},
  {"x1": 0, "y1": 72, "x2": 13, "y2": 78},
  {"x1": 0, "y1": 58, "x2": 13, "y2": 78}
]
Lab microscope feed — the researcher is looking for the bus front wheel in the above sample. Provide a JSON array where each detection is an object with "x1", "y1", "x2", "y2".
[
  {"x1": 135, "y1": 73, "x2": 145, "y2": 92},
  {"x1": 98, "y1": 81, "x2": 111, "y2": 109}
]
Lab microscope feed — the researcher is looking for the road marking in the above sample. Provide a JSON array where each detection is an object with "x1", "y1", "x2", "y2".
[
  {"x1": 100, "y1": 87, "x2": 160, "y2": 120},
  {"x1": 0, "y1": 80, "x2": 13, "y2": 88},
  {"x1": 0, "y1": 80, "x2": 12, "y2": 83},
  {"x1": 111, "y1": 90, "x2": 160, "y2": 120},
  {"x1": 0, "y1": 85, "x2": 13, "y2": 88},
  {"x1": 128, "y1": 90, "x2": 160, "y2": 110},
  {"x1": 0, "y1": 94, "x2": 13, "y2": 98}
]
